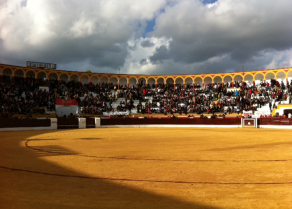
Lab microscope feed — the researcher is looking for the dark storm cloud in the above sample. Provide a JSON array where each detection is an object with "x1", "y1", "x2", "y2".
[
  {"x1": 0, "y1": 34, "x2": 128, "y2": 72},
  {"x1": 0, "y1": 0, "x2": 168, "y2": 73},
  {"x1": 149, "y1": 45, "x2": 169, "y2": 64},
  {"x1": 140, "y1": 58, "x2": 148, "y2": 65},
  {"x1": 141, "y1": 40, "x2": 155, "y2": 48},
  {"x1": 148, "y1": 0, "x2": 292, "y2": 73},
  {"x1": 0, "y1": 0, "x2": 292, "y2": 75}
]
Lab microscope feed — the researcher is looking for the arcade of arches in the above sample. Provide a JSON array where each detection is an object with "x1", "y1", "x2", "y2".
[{"x1": 1, "y1": 64, "x2": 292, "y2": 89}]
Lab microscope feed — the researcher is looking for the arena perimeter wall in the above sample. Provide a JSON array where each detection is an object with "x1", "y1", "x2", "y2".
[
  {"x1": 0, "y1": 118, "x2": 292, "y2": 131},
  {"x1": 0, "y1": 118, "x2": 56, "y2": 131},
  {"x1": 99, "y1": 118, "x2": 292, "y2": 129},
  {"x1": 100, "y1": 118, "x2": 241, "y2": 128},
  {"x1": 258, "y1": 118, "x2": 292, "y2": 129}
]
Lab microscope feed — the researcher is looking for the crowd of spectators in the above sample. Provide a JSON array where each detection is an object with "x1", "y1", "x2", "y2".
[
  {"x1": 0, "y1": 75, "x2": 53, "y2": 118},
  {"x1": 1, "y1": 73, "x2": 292, "y2": 118},
  {"x1": 133, "y1": 80, "x2": 292, "y2": 115}
]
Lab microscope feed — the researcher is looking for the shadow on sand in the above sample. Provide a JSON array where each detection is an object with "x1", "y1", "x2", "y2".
[{"x1": 0, "y1": 129, "x2": 222, "y2": 209}]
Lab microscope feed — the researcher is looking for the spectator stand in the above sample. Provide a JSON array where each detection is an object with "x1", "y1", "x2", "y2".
[{"x1": 1, "y1": 63, "x2": 292, "y2": 125}]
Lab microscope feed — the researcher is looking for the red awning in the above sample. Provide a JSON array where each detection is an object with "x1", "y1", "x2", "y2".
[{"x1": 56, "y1": 99, "x2": 78, "y2": 106}]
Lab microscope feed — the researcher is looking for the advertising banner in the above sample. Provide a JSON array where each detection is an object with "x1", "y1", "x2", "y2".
[
  {"x1": 243, "y1": 110, "x2": 253, "y2": 116},
  {"x1": 103, "y1": 111, "x2": 130, "y2": 116},
  {"x1": 56, "y1": 99, "x2": 78, "y2": 106}
]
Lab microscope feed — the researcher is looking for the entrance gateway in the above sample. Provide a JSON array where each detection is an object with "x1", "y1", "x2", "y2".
[{"x1": 241, "y1": 118, "x2": 258, "y2": 128}]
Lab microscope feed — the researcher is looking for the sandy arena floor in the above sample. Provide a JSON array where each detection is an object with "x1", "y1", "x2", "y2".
[{"x1": 0, "y1": 128, "x2": 291, "y2": 209}]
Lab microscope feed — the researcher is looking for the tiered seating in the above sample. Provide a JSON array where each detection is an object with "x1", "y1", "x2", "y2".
[
  {"x1": 0, "y1": 76, "x2": 53, "y2": 118},
  {"x1": 1, "y1": 74, "x2": 291, "y2": 118}
]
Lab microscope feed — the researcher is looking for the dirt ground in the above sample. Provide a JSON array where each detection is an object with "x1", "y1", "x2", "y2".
[{"x1": 0, "y1": 128, "x2": 291, "y2": 209}]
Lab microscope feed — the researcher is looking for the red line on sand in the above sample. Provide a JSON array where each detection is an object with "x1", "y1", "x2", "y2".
[
  {"x1": 0, "y1": 165, "x2": 291, "y2": 185},
  {"x1": 25, "y1": 139, "x2": 292, "y2": 163}
]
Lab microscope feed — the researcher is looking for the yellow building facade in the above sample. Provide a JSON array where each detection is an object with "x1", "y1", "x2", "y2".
[{"x1": 1, "y1": 63, "x2": 292, "y2": 89}]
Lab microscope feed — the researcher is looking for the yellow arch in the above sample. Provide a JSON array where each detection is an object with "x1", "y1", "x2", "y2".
[
  {"x1": 156, "y1": 76, "x2": 165, "y2": 84},
  {"x1": 36, "y1": 70, "x2": 48, "y2": 78},
  {"x1": 109, "y1": 75, "x2": 118, "y2": 79},
  {"x1": 275, "y1": 70, "x2": 288, "y2": 79},
  {"x1": 223, "y1": 73, "x2": 233, "y2": 78},
  {"x1": 47, "y1": 71, "x2": 59, "y2": 77},
  {"x1": 287, "y1": 68, "x2": 292, "y2": 78},
  {"x1": 80, "y1": 74, "x2": 89, "y2": 79},
  {"x1": 137, "y1": 76, "x2": 147, "y2": 81},
  {"x1": 109, "y1": 75, "x2": 119, "y2": 83},
  {"x1": 25, "y1": 70, "x2": 36, "y2": 78},
  {"x1": 254, "y1": 72, "x2": 265, "y2": 80},
  {"x1": 184, "y1": 76, "x2": 193, "y2": 83},
  {"x1": 147, "y1": 76, "x2": 157, "y2": 84},
  {"x1": 213, "y1": 75, "x2": 223, "y2": 82},
  {"x1": 194, "y1": 76, "x2": 203, "y2": 83},
  {"x1": 2, "y1": 67, "x2": 13, "y2": 76},
  {"x1": 99, "y1": 75, "x2": 109, "y2": 83},
  {"x1": 233, "y1": 74, "x2": 244, "y2": 81},
  {"x1": 69, "y1": 73, "x2": 80, "y2": 81},
  {"x1": 47, "y1": 72, "x2": 59, "y2": 80},
  {"x1": 174, "y1": 76, "x2": 184, "y2": 84},
  {"x1": 222, "y1": 74, "x2": 233, "y2": 82},
  {"x1": 264, "y1": 71, "x2": 276, "y2": 80},
  {"x1": 137, "y1": 76, "x2": 147, "y2": 85},
  {"x1": 13, "y1": 68, "x2": 25, "y2": 77},
  {"x1": 128, "y1": 76, "x2": 138, "y2": 84},
  {"x1": 243, "y1": 73, "x2": 254, "y2": 81},
  {"x1": 89, "y1": 75, "x2": 99, "y2": 83},
  {"x1": 59, "y1": 73, "x2": 70, "y2": 81},
  {"x1": 166, "y1": 76, "x2": 175, "y2": 83},
  {"x1": 118, "y1": 76, "x2": 128, "y2": 84},
  {"x1": 203, "y1": 76, "x2": 213, "y2": 83},
  {"x1": 4, "y1": 63, "x2": 292, "y2": 85}
]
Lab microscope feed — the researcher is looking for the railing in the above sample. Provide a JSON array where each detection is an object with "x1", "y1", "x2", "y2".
[
  {"x1": 1, "y1": 117, "x2": 290, "y2": 130},
  {"x1": 57, "y1": 118, "x2": 78, "y2": 129},
  {"x1": 101, "y1": 118, "x2": 241, "y2": 126},
  {"x1": 259, "y1": 118, "x2": 292, "y2": 125},
  {"x1": 0, "y1": 118, "x2": 51, "y2": 128}
]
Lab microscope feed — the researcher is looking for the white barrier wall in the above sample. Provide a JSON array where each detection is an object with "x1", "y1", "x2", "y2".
[
  {"x1": 78, "y1": 118, "x2": 86, "y2": 129},
  {"x1": 51, "y1": 118, "x2": 57, "y2": 129},
  {"x1": 95, "y1": 118, "x2": 101, "y2": 128}
]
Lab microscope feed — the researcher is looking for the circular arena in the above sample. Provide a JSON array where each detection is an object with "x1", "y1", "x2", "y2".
[
  {"x1": 0, "y1": 128, "x2": 292, "y2": 209},
  {"x1": 0, "y1": 63, "x2": 292, "y2": 208}
]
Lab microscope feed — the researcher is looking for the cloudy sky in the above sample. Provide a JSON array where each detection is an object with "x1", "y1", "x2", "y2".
[{"x1": 0, "y1": 0, "x2": 292, "y2": 75}]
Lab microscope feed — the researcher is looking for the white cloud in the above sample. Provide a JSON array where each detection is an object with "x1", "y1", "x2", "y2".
[
  {"x1": 264, "y1": 50, "x2": 292, "y2": 70},
  {"x1": 0, "y1": 0, "x2": 291, "y2": 75},
  {"x1": 124, "y1": 36, "x2": 171, "y2": 74}
]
